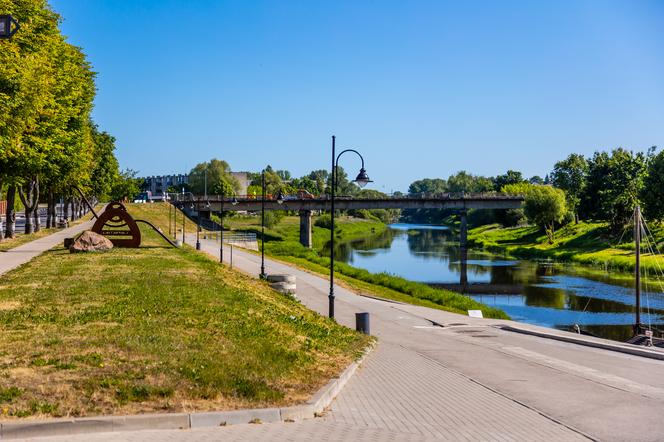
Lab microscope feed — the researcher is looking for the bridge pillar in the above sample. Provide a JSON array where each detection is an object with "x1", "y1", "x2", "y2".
[
  {"x1": 299, "y1": 210, "x2": 313, "y2": 248},
  {"x1": 459, "y1": 209, "x2": 468, "y2": 286}
]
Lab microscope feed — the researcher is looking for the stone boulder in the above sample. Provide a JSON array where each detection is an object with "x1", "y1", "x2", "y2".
[{"x1": 69, "y1": 230, "x2": 114, "y2": 253}]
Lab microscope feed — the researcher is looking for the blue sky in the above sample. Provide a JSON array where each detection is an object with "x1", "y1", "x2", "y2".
[{"x1": 51, "y1": 0, "x2": 664, "y2": 192}]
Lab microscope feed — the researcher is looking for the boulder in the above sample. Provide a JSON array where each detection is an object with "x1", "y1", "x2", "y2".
[{"x1": 69, "y1": 230, "x2": 114, "y2": 253}]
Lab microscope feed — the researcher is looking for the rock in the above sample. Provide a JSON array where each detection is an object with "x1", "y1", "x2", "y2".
[
  {"x1": 69, "y1": 230, "x2": 114, "y2": 253},
  {"x1": 269, "y1": 282, "x2": 297, "y2": 295}
]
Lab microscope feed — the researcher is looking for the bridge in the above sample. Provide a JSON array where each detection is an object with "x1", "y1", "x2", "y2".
[{"x1": 172, "y1": 193, "x2": 523, "y2": 253}]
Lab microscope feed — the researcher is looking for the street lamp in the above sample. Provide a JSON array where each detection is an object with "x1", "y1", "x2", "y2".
[
  {"x1": 260, "y1": 169, "x2": 267, "y2": 279},
  {"x1": 329, "y1": 135, "x2": 372, "y2": 319},
  {"x1": 0, "y1": 15, "x2": 19, "y2": 39},
  {"x1": 196, "y1": 197, "x2": 201, "y2": 250}
]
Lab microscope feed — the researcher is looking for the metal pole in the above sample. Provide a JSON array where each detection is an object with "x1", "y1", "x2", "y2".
[
  {"x1": 173, "y1": 200, "x2": 177, "y2": 240},
  {"x1": 169, "y1": 200, "x2": 172, "y2": 236},
  {"x1": 329, "y1": 135, "x2": 336, "y2": 319},
  {"x1": 260, "y1": 170, "x2": 266, "y2": 279},
  {"x1": 635, "y1": 206, "x2": 641, "y2": 332},
  {"x1": 196, "y1": 198, "x2": 201, "y2": 250},
  {"x1": 220, "y1": 190, "x2": 224, "y2": 264},
  {"x1": 182, "y1": 209, "x2": 185, "y2": 244},
  {"x1": 230, "y1": 244, "x2": 234, "y2": 269}
]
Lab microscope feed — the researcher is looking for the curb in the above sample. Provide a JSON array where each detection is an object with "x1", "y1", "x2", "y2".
[
  {"x1": 500, "y1": 325, "x2": 664, "y2": 361},
  {"x1": 0, "y1": 344, "x2": 375, "y2": 440}
]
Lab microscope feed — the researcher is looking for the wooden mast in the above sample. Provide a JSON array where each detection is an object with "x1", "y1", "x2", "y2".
[{"x1": 635, "y1": 206, "x2": 641, "y2": 333}]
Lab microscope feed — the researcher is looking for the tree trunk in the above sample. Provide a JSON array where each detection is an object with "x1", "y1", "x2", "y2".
[
  {"x1": 19, "y1": 176, "x2": 40, "y2": 235},
  {"x1": 5, "y1": 185, "x2": 16, "y2": 239},
  {"x1": 33, "y1": 206, "x2": 40, "y2": 232},
  {"x1": 51, "y1": 193, "x2": 57, "y2": 227}
]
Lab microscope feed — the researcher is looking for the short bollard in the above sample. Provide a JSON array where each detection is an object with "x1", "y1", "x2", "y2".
[{"x1": 355, "y1": 312, "x2": 370, "y2": 335}]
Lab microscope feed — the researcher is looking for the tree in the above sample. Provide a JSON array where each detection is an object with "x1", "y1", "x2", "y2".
[
  {"x1": 189, "y1": 159, "x2": 240, "y2": 196},
  {"x1": 447, "y1": 171, "x2": 494, "y2": 193},
  {"x1": 641, "y1": 147, "x2": 663, "y2": 220},
  {"x1": 551, "y1": 154, "x2": 588, "y2": 223},
  {"x1": 523, "y1": 185, "x2": 567, "y2": 243},
  {"x1": 493, "y1": 170, "x2": 524, "y2": 191},
  {"x1": 110, "y1": 169, "x2": 141, "y2": 201},
  {"x1": 408, "y1": 178, "x2": 446, "y2": 195},
  {"x1": 581, "y1": 148, "x2": 651, "y2": 231}
]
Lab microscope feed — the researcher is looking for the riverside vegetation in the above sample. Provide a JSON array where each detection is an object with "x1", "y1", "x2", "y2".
[{"x1": 0, "y1": 204, "x2": 370, "y2": 418}]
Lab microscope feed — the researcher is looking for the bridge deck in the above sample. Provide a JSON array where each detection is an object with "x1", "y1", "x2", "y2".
[{"x1": 173, "y1": 195, "x2": 524, "y2": 212}]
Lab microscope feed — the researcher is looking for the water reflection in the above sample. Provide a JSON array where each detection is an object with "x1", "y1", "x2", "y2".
[{"x1": 334, "y1": 224, "x2": 664, "y2": 341}]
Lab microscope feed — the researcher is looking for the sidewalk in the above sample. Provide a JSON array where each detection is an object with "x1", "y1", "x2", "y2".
[{"x1": 0, "y1": 221, "x2": 94, "y2": 276}]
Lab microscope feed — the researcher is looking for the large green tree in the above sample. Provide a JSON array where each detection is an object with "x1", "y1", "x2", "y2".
[
  {"x1": 551, "y1": 154, "x2": 587, "y2": 223},
  {"x1": 189, "y1": 159, "x2": 240, "y2": 197},
  {"x1": 523, "y1": 185, "x2": 567, "y2": 243}
]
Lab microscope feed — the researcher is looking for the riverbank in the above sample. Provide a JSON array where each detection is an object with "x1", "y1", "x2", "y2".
[
  {"x1": 468, "y1": 221, "x2": 664, "y2": 274},
  {"x1": 227, "y1": 214, "x2": 508, "y2": 319},
  {"x1": 0, "y1": 204, "x2": 369, "y2": 419}
]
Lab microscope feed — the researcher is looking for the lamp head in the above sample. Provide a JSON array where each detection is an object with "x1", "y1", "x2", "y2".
[
  {"x1": 277, "y1": 192, "x2": 284, "y2": 205},
  {"x1": 354, "y1": 168, "x2": 372, "y2": 188},
  {"x1": 231, "y1": 196, "x2": 239, "y2": 206}
]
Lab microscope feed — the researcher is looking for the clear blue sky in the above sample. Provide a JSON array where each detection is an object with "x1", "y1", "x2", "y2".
[{"x1": 51, "y1": 0, "x2": 664, "y2": 193}]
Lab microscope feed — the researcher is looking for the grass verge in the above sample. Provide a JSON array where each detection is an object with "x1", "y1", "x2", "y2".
[
  {"x1": 468, "y1": 221, "x2": 664, "y2": 274},
  {"x1": 0, "y1": 205, "x2": 370, "y2": 419}
]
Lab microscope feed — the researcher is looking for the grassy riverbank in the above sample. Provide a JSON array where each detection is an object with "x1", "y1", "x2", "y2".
[
  {"x1": 468, "y1": 221, "x2": 664, "y2": 273},
  {"x1": 0, "y1": 204, "x2": 369, "y2": 419},
  {"x1": 226, "y1": 214, "x2": 508, "y2": 319}
]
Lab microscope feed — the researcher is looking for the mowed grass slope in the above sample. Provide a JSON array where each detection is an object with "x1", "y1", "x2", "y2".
[
  {"x1": 468, "y1": 221, "x2": 664, "y2": 273},
  {"x1": 0, "y1": 204, "x2": 369, "y2": 419}
]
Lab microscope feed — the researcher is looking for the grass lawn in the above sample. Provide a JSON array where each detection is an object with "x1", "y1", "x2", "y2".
[
  {"x1": 468, "y1": 221, "x2": 664, "y2": 273},
  {"x1": 0, "y1": 204, "x2": 370, "y2": 419},
  {"x1": 222, "y1": 213, "x2": 508, "y2": 319}
]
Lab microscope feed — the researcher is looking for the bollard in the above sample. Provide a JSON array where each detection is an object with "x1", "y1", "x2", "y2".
[{"x1": 355, "y1": 312, "x2": 370, "y2": 335}]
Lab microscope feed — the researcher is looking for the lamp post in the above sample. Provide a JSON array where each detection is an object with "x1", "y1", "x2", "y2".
[
  {"x1": 260, "y1": 169, "x2": 267, "y2": 279},
  {"x1": 329, "y1": 135, "x2": 372, "y2": 319},
  {"x1": 196, "y1": 197, "x2": 201, "y2": 250},
  {"x1": 0, "y1": 15, "x2": 20, "y2": 39}
]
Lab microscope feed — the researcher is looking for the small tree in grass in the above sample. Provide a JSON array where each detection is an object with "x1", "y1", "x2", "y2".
[{"x1": 524, "y1": 186, "x2": 567, "y2": 243}]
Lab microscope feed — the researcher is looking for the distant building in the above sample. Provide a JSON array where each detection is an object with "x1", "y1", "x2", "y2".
[
  {"x1": 142, "y1": 174, "x2": 189, "y2": 199},
  {"x1": 141, "y1": 172, "x2": 252, "y2": 198}
]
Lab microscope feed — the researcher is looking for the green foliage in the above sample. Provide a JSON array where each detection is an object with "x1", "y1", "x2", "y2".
[
  {"x1": 408, "y1": 178, "x2": 446, "y2": 194},
  {"x1": 314, "y1": 214, "x2": 333, "y2": 229},
  {"x1": 188, "y1": 159, "x2": 240, "y2": 196},
  {"x1": 642, "y1": 149, "x2": 664, "y2": 220},
  {"x1": 581, "y1": 148, "x2": 652, "y2": 231},
  {"x1": 523, "y1": 186, "x2": 567, "y2": 241},
  {"x1": 493, "y1": 170, "x2": 525, "y2": 191},
  {"x1": 110, "y1": 169, "x2": 141, "y2": 201},
  {"x1": 551, "y1": 153, "x2": 588, "y2": 221},
  {"x1": 263, "y1": 210, "x2": 284, "y2": 229},
  {"x1": 446, "y1": 171, "x2": 494, "y2": 193}
]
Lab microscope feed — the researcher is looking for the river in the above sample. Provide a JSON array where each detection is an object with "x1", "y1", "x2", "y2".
[{"x1": 334, "y1": 223, "x2": 664, "y2": 342}]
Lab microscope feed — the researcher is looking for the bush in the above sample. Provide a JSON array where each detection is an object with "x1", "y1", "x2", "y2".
[
  {"x1": 314, "y1": 214, "x2": 333, "y2": 229},
  {"x1": 263, "y1": 211, "x2": 284, "y2": 229}
]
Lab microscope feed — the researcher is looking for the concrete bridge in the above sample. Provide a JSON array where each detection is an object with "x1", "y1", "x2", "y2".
[{"x1": 172, "y1": 194, "x2": 523, "y2": 253}]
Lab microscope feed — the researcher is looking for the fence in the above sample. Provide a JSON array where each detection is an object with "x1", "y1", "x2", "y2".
[{"x1": 0, "y1": 201, "x2": 6, "y2": 216}]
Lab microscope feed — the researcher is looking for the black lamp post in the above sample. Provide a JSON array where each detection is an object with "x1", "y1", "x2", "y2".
[
  {"x1": 0, "y1": 15, "x2": 19, "y2": 39},
  {"x1": 260, "y1": 170, "x2": 267, "y2": 279},
  {"x1": 196, "y1": 197, "x2": 201, "y2": 250},
  {"x1": 329, "y1": 135, "x2": 372, "y2": 319}
]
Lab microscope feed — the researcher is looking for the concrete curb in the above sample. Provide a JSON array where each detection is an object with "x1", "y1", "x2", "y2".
[
  {"x1": 0, "y1": 344, "x2": 375, "y2": 440},
  {"x1": 500, "y1": 325, "x2": 664, "y2": 361}
]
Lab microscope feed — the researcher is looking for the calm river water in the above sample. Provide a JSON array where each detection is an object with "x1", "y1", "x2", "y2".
[{"x1": 334, "y1": 223, "x2": 664, "y2": 342}]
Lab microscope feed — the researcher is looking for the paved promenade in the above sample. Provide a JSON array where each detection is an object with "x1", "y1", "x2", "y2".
[
  {"x1": 13, "y1": 233, "x2": 664, "y2": 441},
  {"x1": 0, "y1": 221, "x2": 95, "y2": 276}
]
